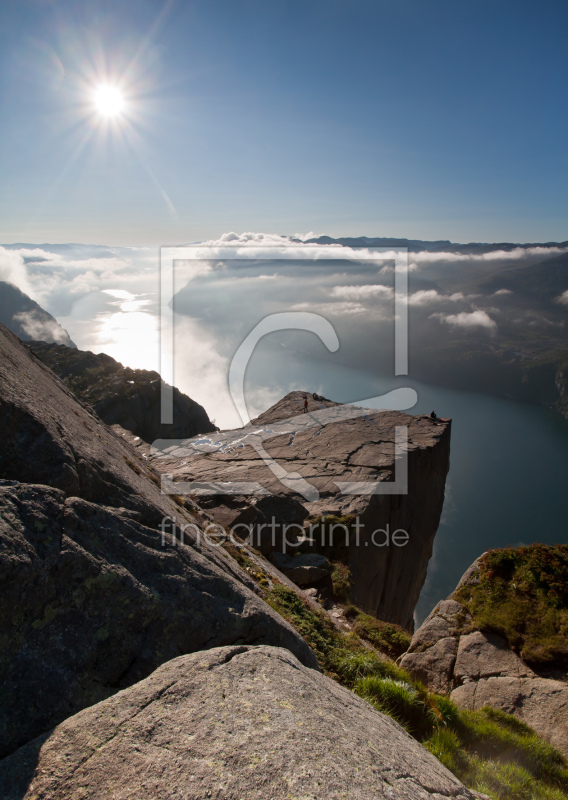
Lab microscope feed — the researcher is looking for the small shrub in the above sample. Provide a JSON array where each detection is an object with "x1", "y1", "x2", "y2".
[{"x1": 330, "y1": 561, "x2": 351, "y2": 602}]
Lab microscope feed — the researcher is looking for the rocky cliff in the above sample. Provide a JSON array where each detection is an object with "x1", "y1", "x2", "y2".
[
  {"x1": 0, "y1": 322, "x2": 316, "y2": 758},
  {"x1": 149, "y1": 390, "x2": 452, "y2": 630},
  {"x1": 399, "y1": 547, "x2": 568, "y2": 759},
  {"x1": 28, "y1": 340, "x2": 216, "y2": 443}
]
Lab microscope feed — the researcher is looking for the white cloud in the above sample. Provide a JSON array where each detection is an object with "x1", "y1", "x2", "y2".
[
  {"x1": 12, "y1": 310, "x2": 71, "y2": 344},
  {"x1": 556, "y1": 290, "x2": 568, "y2": 306},
  {"x1": 173, "y1": 316, "x2": 242, "y2": 429},
  {"x1": 431, "y1": 309, "x2": 497, "y2": 331},
  {"x1": 407, "y1": 290, "x2": 465, "y2": 306},
  {"x1": 330, "y1": 284, "x2": 394, "y2": 300},
  {"x1": 290, "y1": 301, "x2": 368, "y2": 316},
  {"x1": 0, "y1": 247, "x2": 35, "y2": 298},
  {"x1": 494, "y1": 288, "x2": 513, "y2": 296},
  {"x1": 409, "y1": 245, "x2": 568, "y2": 268}
]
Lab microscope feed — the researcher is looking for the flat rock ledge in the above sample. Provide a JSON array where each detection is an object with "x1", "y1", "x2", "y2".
[
  {"x1": 0, "y1": 645, "x2": 485, "y2": 800},
  {"x1": 399, "y1": 562, "x2": 568, "y2": 759}
]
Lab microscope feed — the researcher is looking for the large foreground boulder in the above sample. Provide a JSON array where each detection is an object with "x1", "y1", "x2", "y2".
[
  {"x1": 0, "y1": 323, "x2": 316, "y2": 757},
  {"x1": 0, "y1": 645, "x2": 484, "y2": 800}
]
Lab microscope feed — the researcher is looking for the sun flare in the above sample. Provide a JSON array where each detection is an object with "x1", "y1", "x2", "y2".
[{"x1": 94, "y1": 85, "x2": 125, "y2": 117}]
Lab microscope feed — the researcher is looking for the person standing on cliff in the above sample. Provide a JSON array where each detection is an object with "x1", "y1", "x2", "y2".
[{"x1": 303, "y1": 394, "x2": 308, "y2": 413}]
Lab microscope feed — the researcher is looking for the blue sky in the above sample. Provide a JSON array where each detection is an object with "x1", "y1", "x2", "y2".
[{"x1": 1, "y1": 0, "x2": 567, "y2": 245}]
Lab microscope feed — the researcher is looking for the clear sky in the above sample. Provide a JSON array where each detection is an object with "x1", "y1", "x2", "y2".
[{"x1": 1, "y1": 0, "x2": 567, "y2": 245}]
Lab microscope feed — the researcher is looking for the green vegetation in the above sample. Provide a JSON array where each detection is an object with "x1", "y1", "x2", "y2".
[
  {"x1": 68, "y1": 364, "x2": 114, "y2": 399},
  {"x1": 426, "y1": 704, "x2": 568, "y2": 800},
  {"x1": 330, "y1": 561, "x2": 351, "y2": 602},
  {"x1": 351, "y1": 611, "x2": 411, "y2": 659},
  {"x1": 456, "y1": 544, "x2": 568, "y2": 666},
  {"x1": 264, "y1": 581, "x2": 568, "y2": 800}
]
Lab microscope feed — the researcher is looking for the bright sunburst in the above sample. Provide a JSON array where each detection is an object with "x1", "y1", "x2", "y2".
[{"x1": 94, "y1": 85, "x2": 125, "y2": 117}]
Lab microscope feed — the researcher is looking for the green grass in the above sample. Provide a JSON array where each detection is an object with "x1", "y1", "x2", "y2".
[
  {"x1": 263, "y1": 581, "x2": 568, "y2": 800},
  {"x1": 355, "y1": 675, "x2": 438, "y2": 738},
  {"x1": 351, "y1": 611, "x2": 411, "y2": 659},
  {"x1": 455, "y1": 544, "x2": 568, "y2": 667},
  {"x1": 425, "y1": 704, "x2": 568, "y2": 800}
]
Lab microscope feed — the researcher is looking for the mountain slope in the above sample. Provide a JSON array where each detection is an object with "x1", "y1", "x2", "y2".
[
  {"x1": 0, "y1": 321, "x2": 317, "y2": 758},
  {"x1": 0, "y1": 281, "x2": 75, "y2": 347},
  {"x1": 28, "y1": 340, "x2": 216, "y2": 443}
]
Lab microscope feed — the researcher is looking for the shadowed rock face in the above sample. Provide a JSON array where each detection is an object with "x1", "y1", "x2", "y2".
[
  {"x1": 151, "y1": 390, "x2": 452, "y2": 630},
  {"x1": 28, "y1": 340, "x2": 216, "y2": 444},
  {"x1": 399, "y1": 560, "x2": 568, "y2": 759},
  {"x1": 0, "y1": 323, "x2": 317, "y2": 759},
  {"x1": 0, "y1": 645, "x2": 484, "y2": 800}
]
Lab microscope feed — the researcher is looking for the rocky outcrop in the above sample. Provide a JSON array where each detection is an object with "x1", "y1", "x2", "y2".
[
  {"x1": 150, "y1": 391, "x2": 451, "y2": 630},
  {"x1": 28, "y1": 340, "x2": 216, "y2": 443},
  {"x1": 399, "y1": 559, "x2": 568, "y2": 759},
  {"x1": 0, "y1": 323, "x2": 316, "y2": 758},
  {"x1": 0, "y1": 644, "x2": 485, "y2": 800},
  {"x1": 0, "y1": 282, "x2": 75, "y2": 347}
]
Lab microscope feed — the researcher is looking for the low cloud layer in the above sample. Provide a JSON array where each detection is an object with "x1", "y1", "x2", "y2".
[
  {"x1": 12, "y1": 310, "x2": 72, "y2": 344},
  {"x1": 431, "y1": 309, "x2": 498, "y2": 331},
  {"x1": 1, "y1": 232, "x2": 566, "y2": 427}
]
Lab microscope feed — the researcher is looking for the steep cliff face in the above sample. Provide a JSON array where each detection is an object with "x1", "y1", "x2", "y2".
[
  {"x1": 399, "y1": 548, "x2": 568, "y2": 758},
  {"x1": 28, "y1": 340, "x2": 216, "y2": 443},
  {"x1": 150, "y1": 390, "x2": 452, "y2": 630},
  {"x1": 0, "y1": 323, "x2": 316, "y2": 759}
]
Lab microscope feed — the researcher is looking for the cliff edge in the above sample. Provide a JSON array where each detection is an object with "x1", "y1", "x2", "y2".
[{"x1": 150, "y1": 390, "x2": 452, "y2": 630}]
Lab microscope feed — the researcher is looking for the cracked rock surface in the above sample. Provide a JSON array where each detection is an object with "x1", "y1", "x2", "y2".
[
  {"x1": 399, "y1": 560, "x2": 568, "y2": 758},
  {"x1": 0, "y1": 645, "x2": 485, "y2": 800},
  {"x1": 150, "y1": 390, "x2": 452, "y2": 629},
  {"x1": 0, "y1": 324, "x2": 316, "y2": 759}
]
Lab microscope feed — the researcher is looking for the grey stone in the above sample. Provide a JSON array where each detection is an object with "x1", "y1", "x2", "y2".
[
  {"x1": 0, "y1": 645, "x2": 484, "y2": 800},
  {"x1": 400, "y1": 637, "x2": 459, "y2": 695},
  {"x1": 453, "y1": 631, "x2": 535, "y2": 684},
  {"x1": 404, "y1": 599, "x2": 464, "y2": 653},
  {"x1": 270, "y1": 552, "x2": 331, "y2": 586}
]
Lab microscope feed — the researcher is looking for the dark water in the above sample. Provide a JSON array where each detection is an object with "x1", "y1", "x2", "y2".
[{"x1": 246, "y1": 346, "x2": 568, "y2": 625}]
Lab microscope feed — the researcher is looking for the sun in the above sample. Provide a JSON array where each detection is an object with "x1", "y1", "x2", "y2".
[{"x1": 94, "y1": 85, "x2": 125, "y2": 117}]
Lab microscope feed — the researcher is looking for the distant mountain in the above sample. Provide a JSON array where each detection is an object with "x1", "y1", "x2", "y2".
[
  {"x1": 0, "y1": 281, "x2": 76, "y2": 347},
  {"x1": 302, "y1": 235, "x2": 568, "y2": 255},
  {"x1": 480, "y1": 250, "x2": 568, "y2": 304}
]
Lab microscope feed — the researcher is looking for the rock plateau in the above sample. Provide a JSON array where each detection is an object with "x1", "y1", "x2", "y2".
[{"x1": 149, "y1": 390, "x2": 452, "y2": 630}]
